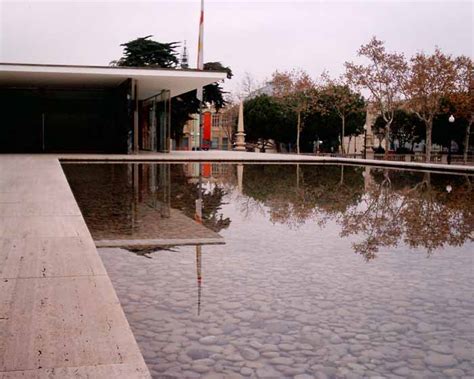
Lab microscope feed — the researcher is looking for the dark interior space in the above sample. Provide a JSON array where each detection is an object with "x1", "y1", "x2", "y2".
[{"x1": 0, "y1": 80, "x2": 133, "y2": 153}]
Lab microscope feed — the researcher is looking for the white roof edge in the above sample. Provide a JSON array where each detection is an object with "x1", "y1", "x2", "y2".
[{"x1": 0, "y1": 63, "x2": 227, "y2": 80}]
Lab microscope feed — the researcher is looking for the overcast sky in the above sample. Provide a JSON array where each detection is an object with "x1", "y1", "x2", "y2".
[{"x1": 0, "y1": 0, "x2": 472, "y2": 95}]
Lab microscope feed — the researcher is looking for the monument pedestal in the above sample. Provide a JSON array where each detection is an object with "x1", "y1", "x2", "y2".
[
  {"x1": 233, "y1": 101, "x2": 247, "y2": 152},
  {"x1": 364, "y1": 132, "x2": 374, "y2": 159},
  {"x1": 234, "y1": 132, "x2": 246, "y2": 151}
]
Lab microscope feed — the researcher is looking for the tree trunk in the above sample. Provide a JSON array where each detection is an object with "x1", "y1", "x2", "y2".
[
  {"x1": 296, "y1": 163, "x2": 300, "y2": 189},
  {"x1": 425, "y1": 119, "x2": 433, "y2": 162},
  {"x1": 384, "y1": 120, "x2": 391, "y2": 157},
  {"x1": 296, "y1": 111, "x2": 301, "y2": 155},
  {"x1": 341, "y1": 116, "x2": 346, "y2": 155},
  {"x1": 424, "y1": 171, "x2": 431, "y2": 186},
  {"x1": 464, "y1": 115, "x2": 473, "y2": 164}
]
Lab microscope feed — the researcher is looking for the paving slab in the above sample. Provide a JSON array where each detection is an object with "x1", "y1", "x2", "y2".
[
  {"x1": 0, "y1": 156, "x2": 150, "y2": 378},
  {"x1": 0, "y1": 237, "x2": 106, "y2": 279},
  {"x1": 0, "y1": 363, "x2": 151, "y2": 378}
]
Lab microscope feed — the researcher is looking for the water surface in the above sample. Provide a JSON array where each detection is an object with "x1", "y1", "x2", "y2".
[{"x1": 63, "y1": 163, "x2": 474, "y2": 379}]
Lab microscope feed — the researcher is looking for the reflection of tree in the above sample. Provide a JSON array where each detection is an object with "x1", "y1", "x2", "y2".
[
  {"x1": 400, "y1": 173, "x2": 473, "y2": 252},
  {"x1": 242, "y1": 165, "x2": 365, "y2": 228},
  {"x1": 340, "y1": 170, "x2": 405, "y2": 259},
  {"x1": 340, "y1": 170, "x2": 474, "y2": 260},
  {"x1": 239, "y1": 164, "x2": 473, "y2": 260},
  {"x1": 170, "y1": 165, "x2": 231, "y2": 233}
]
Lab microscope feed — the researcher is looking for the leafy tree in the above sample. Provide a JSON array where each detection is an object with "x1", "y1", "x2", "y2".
[
  {"x1": 244, "y1": 94, "x2": 294, "y2": 151},
  {"x1": 170, "y1": 92, "x2": 200, "y2": 141},
  {"x1": 244, "y1": 94, "x2": 277, "y2": 149},
  {"x1": 320, "y1": 77, "x2": 366, "y2": 154},
  {"x1": 202, "y1": 62, "x2": 233, "y2": 111},
  {"x1": 112, "y1": 37, "x2": 233, "y2": 143},
  {"x1": 345, "y1": 110, "x2": 367, "y2": 153},
  {"x1": 171, "y1": 62, "x2": 233, "y2": 143},
  {"x1": 345, "y1": 37, "x2": 407, "y2": 154},
  {"x1": 272, "y1": 69, "x2": 318, "y2": 154},
  {"x1": 110, "y1": 35, "x2": 179, "y2": 68},
  {"x1": 432, "y1": 112, "x2": 467, "y2": 152},
  {"x1": 374, "y1": 109, "x2": 425, "y2": 153}
]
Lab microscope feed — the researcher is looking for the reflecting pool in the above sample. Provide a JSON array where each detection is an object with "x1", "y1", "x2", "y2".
[{"x1": 63, "y1": 163, "x2": 474, "y2": 379}]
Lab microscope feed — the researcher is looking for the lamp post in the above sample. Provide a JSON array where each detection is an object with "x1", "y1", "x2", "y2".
[
  {"x1": 448, "y1": 114, "x2": 455, "y2": 165},
  {"x1": 314, "y1": 138, "x2": 323, "y2": 154},
  {"x1": 363, "y1": 125, "x2": 367, "y2": 159}
]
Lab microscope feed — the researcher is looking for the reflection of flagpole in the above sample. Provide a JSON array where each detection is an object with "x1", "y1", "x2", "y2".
[
  {"x1": 194, "y1": 163, "x2": 203, "y2": 315},
  {"x1": 196, "y1": 244, "x2": 202, "y2": 316},
  {"x1": 237, "y1": 163, "x2": 243, "y2": 194}
]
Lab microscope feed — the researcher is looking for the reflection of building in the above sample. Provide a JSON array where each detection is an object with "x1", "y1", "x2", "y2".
[
  {"x1": 63, "y1": 163, "x2": 224, "y2": 247},
  {"x1": 180, "y1": 106, "x2": 237, "y2": 150},
  {"x1": 0, "y1": 63, "x2": 225, "y2": 153},
  {"x1": 183, "y1": 162, "x2": 236, "y2": 185}
]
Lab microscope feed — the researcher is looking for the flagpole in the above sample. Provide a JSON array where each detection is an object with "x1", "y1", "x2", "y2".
[{"x1": 197, "y1": 0, "x2": 204, "y2": 150}]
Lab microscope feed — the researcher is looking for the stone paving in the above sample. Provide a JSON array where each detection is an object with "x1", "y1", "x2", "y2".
[{"x1": 0, "y1": 156, "x2": 150, "y2": 378}]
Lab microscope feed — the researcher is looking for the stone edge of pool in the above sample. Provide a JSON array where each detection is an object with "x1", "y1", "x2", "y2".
[
  {"x1": 0, "y1": 156, "x2": 151, "y2": 378},
  {"x1": 55, "y1": 151, "x2": 474, "y2": 174}
]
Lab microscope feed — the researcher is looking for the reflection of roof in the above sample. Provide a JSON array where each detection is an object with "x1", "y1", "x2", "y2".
[{"x1": 94, "y1": 206, "x2": 224, "y2": 247}]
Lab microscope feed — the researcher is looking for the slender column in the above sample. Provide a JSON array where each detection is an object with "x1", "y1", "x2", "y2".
[{"x1": 132, "y1": 79, "x2": 139, "y2": 154}]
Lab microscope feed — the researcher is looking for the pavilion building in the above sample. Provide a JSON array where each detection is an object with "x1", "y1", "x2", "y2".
[{"x1": 0, "y1": 63, "x2": 226, "y2": 153}]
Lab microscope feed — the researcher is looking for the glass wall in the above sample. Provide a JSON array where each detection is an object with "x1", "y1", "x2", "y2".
[
  {"x1": 0, "y1": 80, "x2": 133, "y2": 153},
  {"x1": 141, "y1": 90, "x2": 171, "y2": 153}
]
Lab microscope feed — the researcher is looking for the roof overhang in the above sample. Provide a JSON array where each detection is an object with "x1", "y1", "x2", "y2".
[{"x1": 0, "y1": 63, "x2": 227, "y2": 100}]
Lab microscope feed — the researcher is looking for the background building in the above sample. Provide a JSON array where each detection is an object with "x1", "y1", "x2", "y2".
[{"x1": 179, "y1": 105, "x2": 237, "y2": 150}]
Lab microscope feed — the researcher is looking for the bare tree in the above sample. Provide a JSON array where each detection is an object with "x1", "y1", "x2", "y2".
[
  {"x1": 404, "y1": 48, "x2": 461, "y2": 161},
  {"x1": 345, "y1": 37, "x2": 407, "y2": 155},
  {"x1": 239, "y1": 72, "x2": 261, "y2": 99},
  {"x1": 449, "y1": 56, "x2": 473, "y2": 163}
]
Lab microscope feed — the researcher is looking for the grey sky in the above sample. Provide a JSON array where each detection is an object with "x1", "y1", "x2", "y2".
[{"x1": 1, "y1": 0, "x2": 472, "y2": 95}]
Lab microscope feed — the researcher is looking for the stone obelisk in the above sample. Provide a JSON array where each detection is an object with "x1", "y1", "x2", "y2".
[{"x1": 234, "y1": 101, "x2": 246, "y2": 151}]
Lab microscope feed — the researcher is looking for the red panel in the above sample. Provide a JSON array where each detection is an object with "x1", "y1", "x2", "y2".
[
  {"x1": 202, "y1": 163, "x2": 211, "y2": 178},
  {"x1": 203, "y1": 112, "x2": 212, "y2": 141}
]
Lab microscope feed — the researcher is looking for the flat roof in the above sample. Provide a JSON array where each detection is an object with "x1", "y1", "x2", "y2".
[{"x1": 0, "y1": 62, "x2": 227, "y2": 100}]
